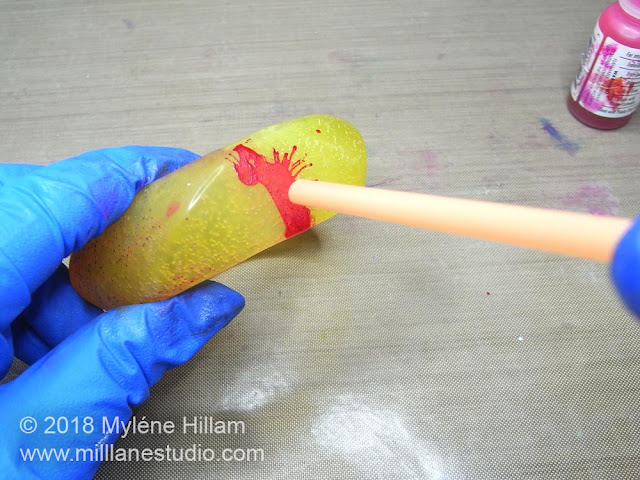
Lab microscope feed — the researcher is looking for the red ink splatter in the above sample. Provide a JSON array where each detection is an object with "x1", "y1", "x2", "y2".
[
  {"x1": 316, "y1": 129, "x2": 321, "y2": 134},
  {"x1": 166, "y1": 201, "x2": 180, "y2": 217},
  {"x1": 229, "y1": 145, "x2": 312, "y2": 238},
  {"x1": 486, "y1": 292, "x2": 490, "y2": 296}
]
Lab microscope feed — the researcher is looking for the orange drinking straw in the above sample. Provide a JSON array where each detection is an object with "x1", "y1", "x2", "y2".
[{"x1": 289, "y1": 180, "x2": 632, "y2": 262}]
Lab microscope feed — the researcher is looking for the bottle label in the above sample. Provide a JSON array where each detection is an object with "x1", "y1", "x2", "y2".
[{"x1": 571, "y1": 23, "x2": 640, "y2": 118}]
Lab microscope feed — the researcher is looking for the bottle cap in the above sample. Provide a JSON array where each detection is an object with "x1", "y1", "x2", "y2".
[{"x1": 620, "y1": 0, "x2": 640, "y2": 19}]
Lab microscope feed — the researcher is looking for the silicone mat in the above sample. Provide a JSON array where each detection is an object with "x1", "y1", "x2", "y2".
[{"x1": 2, "y1": 0, "x2": 639, "y2": 478}]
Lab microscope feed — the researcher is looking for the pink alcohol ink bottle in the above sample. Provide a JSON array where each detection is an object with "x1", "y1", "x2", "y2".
[{"x1": 568, "y1": 0, "x2": 640, "y2": 129}]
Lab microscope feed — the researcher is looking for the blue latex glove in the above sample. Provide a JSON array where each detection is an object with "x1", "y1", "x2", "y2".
[
  {"x1": 0, "y1": 147, "x2": 245, "y2": 479},
  {"x1": 612, "y1": 216, "x2": 640, "y2": 317}
]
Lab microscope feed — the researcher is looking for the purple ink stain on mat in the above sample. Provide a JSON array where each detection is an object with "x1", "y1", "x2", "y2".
[
  {"x1": 562, "y1": 184, "x2": 620, "y2": 216},
  {"x1": 412, "y1": 150, "x2": 445, "y2": 176},
  {"x1": 517, "y1": 134, "x2": 547, "y2": 150},
  {"x1": 368, "y1": 177, "x2": 401, "y2": 188},
  {"x1": 122, "y1": 19, "x2": 135, "y2": 30},
  {"x1": 328, "y1": 50, "x2": 355, "y2": 66},
  {"x1": 540, "y1": 118, "x2": 579, "y2": 155}
]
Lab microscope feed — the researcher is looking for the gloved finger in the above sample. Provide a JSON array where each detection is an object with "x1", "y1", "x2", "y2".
[
  {"x1": 10, "y1": 321, "x2": 50, "y2": 366},
  {"x1": 0, "y1": 164, "x2": 42, "y2": 186},
  {"x1": 0, "y1": 162, "x2": 42, "y2": 369},
  {"x1": 0, "y1": 281, "x2": 244, "y2": 479},
  {"x1": 611, "y1": 216, "x2": 640, "y2": 317},
  {"x1": 0, "y1": 146, "x2": 200, "y2": 332},
  {"x1": 15, "y1": 265, "x2": 103, "y2": 355}
]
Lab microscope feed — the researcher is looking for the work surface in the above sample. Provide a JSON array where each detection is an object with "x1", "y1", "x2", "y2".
[{"x1": 2, "y1": 0, "x2": 640, "y2": 478}]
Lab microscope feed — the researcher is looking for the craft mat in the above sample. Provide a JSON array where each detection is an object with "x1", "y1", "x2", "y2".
[{"x1": 2, "y1": 0, "x2": 639, "y2": 478}]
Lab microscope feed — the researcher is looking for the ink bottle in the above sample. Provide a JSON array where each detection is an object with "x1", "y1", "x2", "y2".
[{"x1": 568, "y1": 0, "x2": 640, "y2": 129}]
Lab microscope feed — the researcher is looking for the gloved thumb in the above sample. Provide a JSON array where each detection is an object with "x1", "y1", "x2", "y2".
[
  {"x1": 0, "y1": 281, "x2": 244, "y2": 480},
  {"x1": 612, "y1": 215, "x2": 640, "y2": 318}
]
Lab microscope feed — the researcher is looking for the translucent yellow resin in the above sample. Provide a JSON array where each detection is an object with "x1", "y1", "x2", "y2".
[{"x1": 69, "y1": 115, "x2": 367, "y2": 309}]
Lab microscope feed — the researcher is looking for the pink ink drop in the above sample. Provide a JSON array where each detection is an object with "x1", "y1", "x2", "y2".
[
  {"x1": 316, "y1": 129, "x2": 321, "y2": 133},
  {"x1": 166, "y1": 201, "x2": 180, "y2": 217},
  {"x1": 230, "y1": 145, "x2": 312, "y2": 238},
  {"x1": 567, "y1": 0, "x2": 640, "y2": 129}
]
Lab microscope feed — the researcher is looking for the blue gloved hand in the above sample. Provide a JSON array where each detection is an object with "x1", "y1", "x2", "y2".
[
  {"x1": 612, "y1": 216, "x2": 640, "y2": 317},
  {"x1": 0, "y1": 147, "x2": 245, "y2": 479}
]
